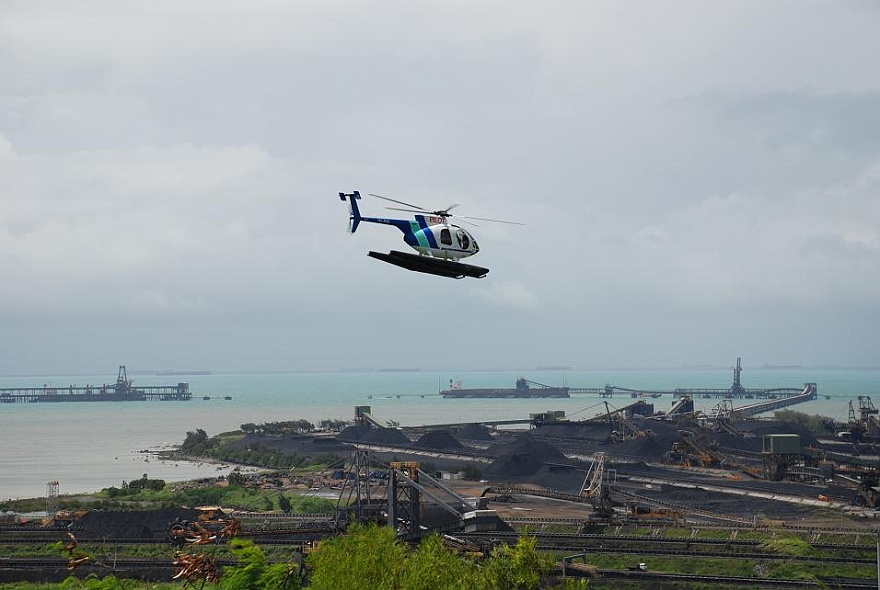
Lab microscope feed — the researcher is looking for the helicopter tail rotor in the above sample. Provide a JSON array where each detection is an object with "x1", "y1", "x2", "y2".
[{"x1": 339, "y1": 191, "x2": 362, "y2": 233}]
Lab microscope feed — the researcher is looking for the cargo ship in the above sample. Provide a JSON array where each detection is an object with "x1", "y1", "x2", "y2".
[{"x1": 441, "y1": 377, "x2": 570, "y2": 399}]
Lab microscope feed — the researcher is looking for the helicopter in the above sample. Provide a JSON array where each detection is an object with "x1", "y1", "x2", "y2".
[{"x1": 338, "y1": 191, "x2": 522, "y2": 279}]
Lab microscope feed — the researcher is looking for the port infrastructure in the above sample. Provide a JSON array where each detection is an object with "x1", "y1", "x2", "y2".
[
  {"x1": 0, "y1": 366, "x2": 192, "y2": 403},
  {"x1": 334, "y1": 448, "x2": 503, "y2": 541},
  {"x1": 568, "y1": 358, "x2": 817, "y2": 401}
]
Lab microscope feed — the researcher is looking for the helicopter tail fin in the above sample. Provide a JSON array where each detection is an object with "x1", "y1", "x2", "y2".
[{"x1": 339, "y1": 191, "x2": 362, "y2": 233}]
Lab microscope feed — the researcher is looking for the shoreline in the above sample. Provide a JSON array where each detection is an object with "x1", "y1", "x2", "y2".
[{"x1": 1, "y1": 449, "x2": 252, "y2": 503}]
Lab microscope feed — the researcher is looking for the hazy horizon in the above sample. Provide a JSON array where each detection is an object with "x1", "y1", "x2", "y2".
[{"x1": 2, "y1": 361, "x2": 878, "y2": 380}]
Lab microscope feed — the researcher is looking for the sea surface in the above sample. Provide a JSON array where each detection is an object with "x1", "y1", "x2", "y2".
[{"x1": 1, "y1": 367, "x2": 878, "y2": 501}]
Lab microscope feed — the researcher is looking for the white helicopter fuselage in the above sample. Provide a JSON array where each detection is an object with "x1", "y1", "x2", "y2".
[{"x1": 406, "y1": 220, "x2": 479, "y2": 261}]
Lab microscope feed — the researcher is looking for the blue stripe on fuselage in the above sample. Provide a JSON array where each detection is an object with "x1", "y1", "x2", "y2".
[{"x1": 415, "y1": 215, "x2": 438, "y2": 248}]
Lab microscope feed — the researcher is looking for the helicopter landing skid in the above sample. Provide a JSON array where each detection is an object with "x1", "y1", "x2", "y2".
[{"x1": 368, "y1": 250, "x2": 489, "y2": 279}]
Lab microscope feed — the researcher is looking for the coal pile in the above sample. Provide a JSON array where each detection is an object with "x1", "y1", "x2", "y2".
[
  {"x1": 484, "y1": 452, "x2": 544, "y2": 478},
  {"x1": 413, "y1": 430, "x2": 465, "y2": 451},
  {"x1": 534, "y1": 421, "x2": 613, "y2": 442},
  {"x1": 483, "y1": 435, "x2": 571, "y2": 480},
  {"x1": 454, "y1": 424, "x2": 495, "y2": 441},
  {"x1": 336, "y1": 424, "x2": 372, "y2": 442},
  {"x1": 336, "y1": 425, "x2": 411, "y2": 446},
  {"x1": 611, "y1": 436, "x2": 672, "y2": 461},
  {"x1": 359, "y1": 427, "x2": 411, "y2": 446},
  {"x1": 533, "y1": 463, "x2": 591, "y2": 494},
  {"x1": 231, "y1": 432, "x2": 353, "y2": 457},
  {"x1": 73, "y1": 509, "x2": 201, "y2": 540},
  {"x1": 609, "y1": 420, "x2": 682, "y2": 461}
]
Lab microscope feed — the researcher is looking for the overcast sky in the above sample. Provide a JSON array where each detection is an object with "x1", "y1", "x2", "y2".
[{"x1": 1, "y1": 1, "x2": 878, "y2": 375}]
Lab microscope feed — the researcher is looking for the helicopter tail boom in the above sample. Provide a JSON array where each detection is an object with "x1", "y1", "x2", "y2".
[{"x1": 339, "y1": 191, "x2": 362, "y2": 233}]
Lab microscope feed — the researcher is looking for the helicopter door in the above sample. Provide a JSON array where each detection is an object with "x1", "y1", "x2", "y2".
[{"x1": 439, "y1": 228, "x2": 452, "y2": 246}]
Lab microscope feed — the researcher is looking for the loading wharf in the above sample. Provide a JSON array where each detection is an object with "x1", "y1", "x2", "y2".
[
  {"x1": 0, "y1": 366, "x2": 191, "y2": 404},
  {"x1": 569, "y1": 358, "x2": 818, "y2": 401}
]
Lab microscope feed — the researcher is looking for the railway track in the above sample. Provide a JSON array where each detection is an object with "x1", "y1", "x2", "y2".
[
  {"x1": 503, "y1": 515, "x2": 880, "y2": 536},
  {"x1": 2, "y1": 557, "x2": 871, "y2": 589},
  {"x1": 586, "y1": 569, "x2": 875, "y2": 588},
  {"x1": 516, "y1": 531, "x2": 874, "y2": 552},
  {"x1": 458, "y1": 531, "x2": 874, "y2": 563},
  {"x1": 2, "y1": 516, "x2": 876, "y2": 544}
]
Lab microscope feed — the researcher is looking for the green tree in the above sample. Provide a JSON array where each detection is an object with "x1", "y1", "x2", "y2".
[
  {"x1": 320, "y1": 418, "x2": 349, "y2": 431},
  {"x1": 59, "y1": 575, "x2": 141, "y2": 589},
  {"x1": 760, "y1": 536, "x2": 814, "y2": 557},
  {"x1": 181, "y1": 428, "x2": 210, "y2": 453},
  {"x1": 480, "y1": 536, "x2": 554, "y2": 590},
  {"x1": 278, "y1": 493, "x2": 292, "y2": 514},
  {"x1": 307, "y1": 525, "x2": 558, "y2": 590},
  {"x1": 554, "y1": 579, "x2": 590, "y2": 589},
  {"x1": 295, "y1": 419, "x2": 315, "y2": 433},
  {"x1": 398, "y1": 534, "x2": 480, "y2": 590},
  {"x1": 774, "y1": 410, "x2": 830, "y2": 435},
  {"x1": 220, "y1": 538, "x2": 301, "y2": 590},
  {"x1": 307, "y1": 524, "x2": 407, "y2": 589}
]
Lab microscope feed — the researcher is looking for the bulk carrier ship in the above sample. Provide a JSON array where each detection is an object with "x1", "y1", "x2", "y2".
[{"x1": 441, "y1": 377, "x2": 570, "y2": 399}]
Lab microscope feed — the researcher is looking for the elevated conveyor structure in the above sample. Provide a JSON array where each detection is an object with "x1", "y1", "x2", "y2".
[
  {"x1": 353, "y1": 406, "x2": 387, "y2": 429},
  {"x1": 584, "y1": 400, "x2": 655, "y2": 423},
  {"x1": 728, "y1": 383, "x2": 817, "y2": 418}
]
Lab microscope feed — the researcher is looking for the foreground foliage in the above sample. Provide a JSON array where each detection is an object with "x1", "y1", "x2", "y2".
[
  {"x1": 5, "y1": 511, "x2": 875, "y2": 589},
  {"x1": 308, "y1": 524, "x2": 557, "y2": 590},
  {"x1": 1, "y1": 525, "x2": 562, "y2": 590}
]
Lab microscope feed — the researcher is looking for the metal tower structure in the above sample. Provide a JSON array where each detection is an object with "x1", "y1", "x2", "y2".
[
  {"x1": 335, "y1": 451, "x2": 484, "y2": 539},
  {"x1": 730, "y1": 357, "x2": 745, "y2": 397},
  {"x1": 46, "y1": 480, "x2": 59, "y2": 517},
  {"x1": 388, "y1": 462, "x2": 421, "y2": 536},
  {"x1": 335, "y1": 449, "x2": 386, "y2": 527},
  {"x1": 116, "y1": 365, "x2": 131, "y2": 394}
]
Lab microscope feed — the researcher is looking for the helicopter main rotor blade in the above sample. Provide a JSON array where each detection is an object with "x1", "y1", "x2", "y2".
[
  {"x1": 462, "y1": 215, "x2": 525, "y2": 226},
  {"x1": 368, "y1": 193, "x2": 425, "y2": 211},
  {"x1": 385, "y1": 205, "x2": 464, "y2": 218},
  {"x1": 384, "y1": 206, "x2": 437, "y2": 216},
  {"x1": 369, "y1": 192, "x2": 522, "y2": 225},
  {"x1": 457, "y1": 219, "x2": 480, "y2": 227}
]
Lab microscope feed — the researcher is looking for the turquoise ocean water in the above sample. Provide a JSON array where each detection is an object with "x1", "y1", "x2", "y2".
[{"x1": 1, "y1": 367, "x2": 878, "y2": 500}]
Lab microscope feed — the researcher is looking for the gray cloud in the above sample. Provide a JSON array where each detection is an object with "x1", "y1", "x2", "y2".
[{"x1": 1, "y1": 1, "x2": 879, "y2": 373}]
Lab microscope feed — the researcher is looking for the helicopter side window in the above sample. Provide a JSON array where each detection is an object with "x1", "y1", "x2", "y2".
[
  {"x1": 440, "y1": 228, "x2": 452, "y2": 246},
  {"x1": 456, "y1": 231, "x2": 470, "y2": 249}
]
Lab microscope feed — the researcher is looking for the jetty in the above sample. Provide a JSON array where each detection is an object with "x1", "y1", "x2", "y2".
[
  {"x1": 0, "y1": 366, "x2": 191, "y2": 403},
  {"x1": 570, "y1": 358, "x2": 816, "y2": 400}
]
